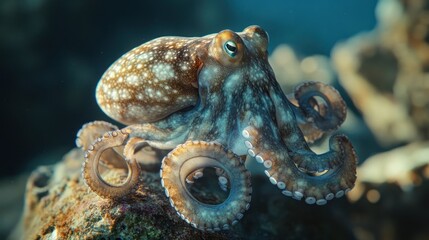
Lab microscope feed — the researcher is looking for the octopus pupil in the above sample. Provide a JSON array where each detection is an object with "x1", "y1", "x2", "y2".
[
  {"x1": 224, "y1": 41, "x2": 237, "y2": 57},
  {"x1": 226, "y1": 43, "x2": 236, "y2": 52}
]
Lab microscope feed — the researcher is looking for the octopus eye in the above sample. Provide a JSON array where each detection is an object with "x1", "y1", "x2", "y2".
[{"x1": 224, "y1": 40, "x2": 237, "y2": 57}]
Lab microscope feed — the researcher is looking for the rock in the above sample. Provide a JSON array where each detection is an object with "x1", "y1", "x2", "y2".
[{"x1": 10, "y1": 149, "x2": 231, "y2": 240}]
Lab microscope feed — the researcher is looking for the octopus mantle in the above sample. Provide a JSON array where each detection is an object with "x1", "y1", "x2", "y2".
[{"x1": 76, "y1": 26, "x2": 357, "y2": 231}]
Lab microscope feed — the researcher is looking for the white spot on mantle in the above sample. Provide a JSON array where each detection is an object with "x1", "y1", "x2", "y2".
[
  {"x1": 152, "y1": 63, "x2": 175, "y2": 81},
  {"x1": 126, "y1": 74, "x2": 139, "y2": 86}
]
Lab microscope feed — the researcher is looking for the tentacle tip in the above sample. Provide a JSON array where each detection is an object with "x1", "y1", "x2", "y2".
[
  {"x1": 80, "y1": 130, "x2": 139, "y2": 200},
  {"x1": 329, "y1": 135, "x2": 354, "y2": 155},
  {"x1": 295, "y1": 81, "x2": 347, "y2": 132}
]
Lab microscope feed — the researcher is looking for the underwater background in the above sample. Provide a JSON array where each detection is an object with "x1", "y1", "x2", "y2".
[{"x1": 2, "y1": 0, "x2": 429, "y2": 239}]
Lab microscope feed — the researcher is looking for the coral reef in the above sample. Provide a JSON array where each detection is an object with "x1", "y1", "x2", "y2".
[
  {"x1": 330, "y1": 1, "x2": 429, "y2": 237},
  {"x1": 332, "y1": 0, "x2": 429, "y2": 146},
  {"x1": 355, "y1": 142, "x2": 429, "y2": 190}
]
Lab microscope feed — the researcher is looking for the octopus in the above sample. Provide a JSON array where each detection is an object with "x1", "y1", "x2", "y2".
[{"x1": 76, "y1": 26, "x2": 357, "y2": 231}]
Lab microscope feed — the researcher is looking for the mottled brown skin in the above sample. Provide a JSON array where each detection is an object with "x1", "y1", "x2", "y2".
[
  {"x1": 96, "y1": 37, "x2": 211, "y2": 124},
  {"x1": 78, "y1": 25, "x2": 357, "y2": 231}
]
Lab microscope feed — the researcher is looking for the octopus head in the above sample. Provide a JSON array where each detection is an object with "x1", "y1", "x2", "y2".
[{"x1": 197, "y1": 26, "x2": 272, "y2": 93}]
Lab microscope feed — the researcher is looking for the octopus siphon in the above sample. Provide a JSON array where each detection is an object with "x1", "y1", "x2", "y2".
[{"x1": 76, "y1": 25, "x2": 357, "y2": 231}]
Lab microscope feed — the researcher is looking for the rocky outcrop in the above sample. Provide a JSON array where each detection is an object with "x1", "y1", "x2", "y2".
[{"x1": 10, "y1": 149, "x2": 231, "y2": 240}]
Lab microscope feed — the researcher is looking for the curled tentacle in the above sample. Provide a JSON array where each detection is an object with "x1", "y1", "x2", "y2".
[
  {"x1": 160, "y1": 141, "x2": 252, "y2": 231},
  {"x1": 273, "y1": 88, "x2": 344, "y2": 172},
  {"x1": 76, "y1": 121, "x2": 118, "y2": 150},
  {"x1": 242, "y1": 125, "x2": 356, "y2": 205},
  {"x1": 82, "y1": 130, "x2": 141, "y2": 199},
  {"x1": 288, "y1": 81, "x2": 347, "y2": 143},
  {"x1": 76, "y1": 121, "x2": 126, "y2": 169}
]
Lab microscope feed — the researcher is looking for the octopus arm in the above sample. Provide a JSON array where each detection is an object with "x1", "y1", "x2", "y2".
[
  {"x1": 76, "y1": 121, "x2": 126, "y2": 169},
  {"x1": 125, "y1": 115, "x2": 192, "y2": 149},
  {"x1": 270, "y1": 88, "x2": 344, "y2": 172},
  {"x1": 81, "y1": 112, "x2": 195, "y2": 200},
  {"x1": 160, "y1": 141, "x2": 252, "y2": 231},
  {"x1": 76, "y1": 121, "x2": 118, "y2": 150},
  {"x1": 241, "y1": 115, "x2": 356, "y2": 204},
  {"x1": 82, "y1": 130, "x2": 141, "y2": 199},
  {"x1": 287, "y1": 81, "x2": 347, "y2": 143}
]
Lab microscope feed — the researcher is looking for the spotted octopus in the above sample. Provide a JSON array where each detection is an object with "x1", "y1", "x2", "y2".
[{"x1": 76, "y1": 26, "x2": 357, "y2": 231}]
